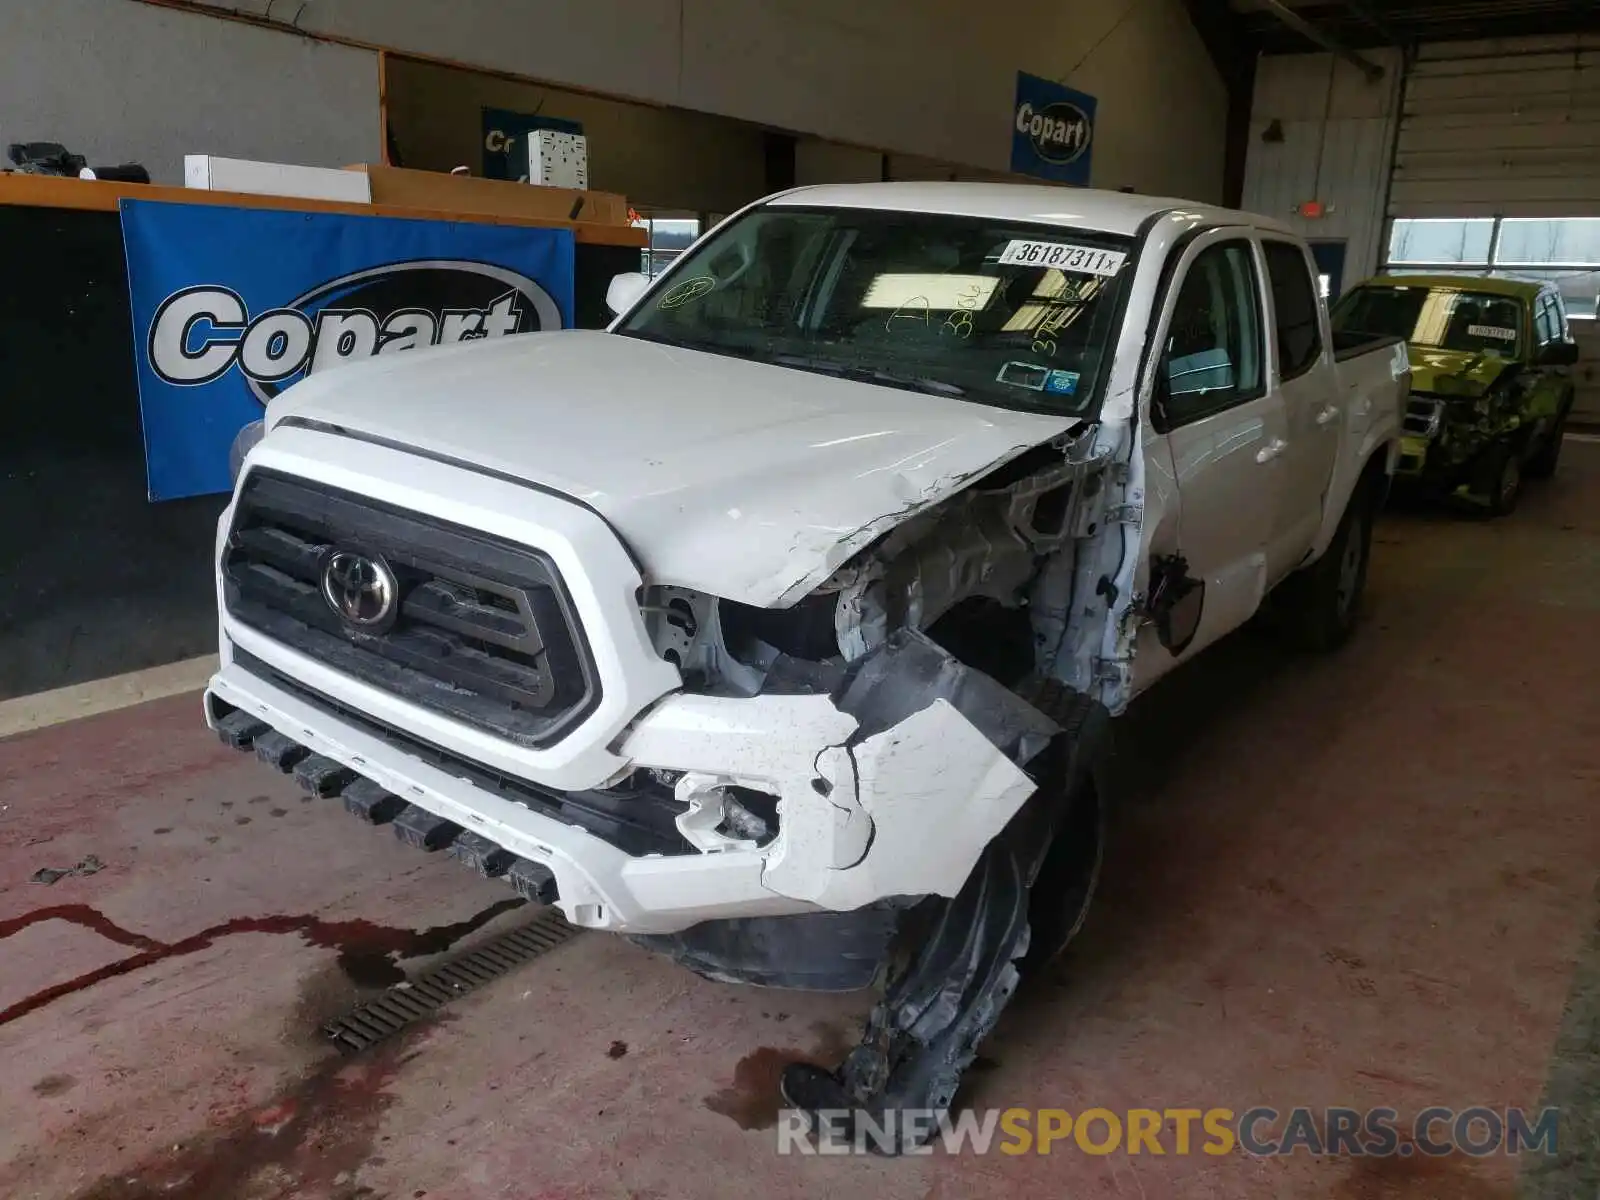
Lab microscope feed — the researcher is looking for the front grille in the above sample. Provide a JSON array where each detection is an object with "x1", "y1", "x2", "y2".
[
  {"x1": 230, "y1": 650, "x2": 693, "y2": 857},
  {"x1": 1403, "y1": 395, "x2": 1445, "y2": 439},
  {"x1": 224, "y1": 470, "x2": 599, "y2": 748}
]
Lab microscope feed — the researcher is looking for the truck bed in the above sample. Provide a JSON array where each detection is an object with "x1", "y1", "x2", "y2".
[{"x1": 1332, "y1": 329, "x2": 1406, "y2": 363}]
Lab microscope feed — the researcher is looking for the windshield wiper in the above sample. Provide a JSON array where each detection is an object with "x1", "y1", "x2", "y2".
[
  {"x1": 618, "y1": 329, "x2": 769, "y2": 361},
  {"x1": 769, "y1": 354, "x2": 968, "y2": 397}
]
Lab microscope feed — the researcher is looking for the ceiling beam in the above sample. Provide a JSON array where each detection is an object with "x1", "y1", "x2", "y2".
[
  {"x1": 1179, "y1": 0, "x2": 1256, "y2": 85},
  {"x1": 1255, "y1": 0, "x2": 1387, "y2": 78},
  {"x1": 1341, "y1": 0, "x2": 1404, "y2": 44}
]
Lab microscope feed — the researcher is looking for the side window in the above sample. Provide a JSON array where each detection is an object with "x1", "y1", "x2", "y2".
[
  {"x1": 1263, "y1": 241, "x2": 1323, "y2": 380},
  {"x1": 1550, "y1": 291, "x2": 1572, "y2": 340},
  {"x1": 1160, "y1": 240, "x2": 1264, "y2": 427},
  {"x1": 1534, "y1": 296, "x2": 1555, "y2": 345}
]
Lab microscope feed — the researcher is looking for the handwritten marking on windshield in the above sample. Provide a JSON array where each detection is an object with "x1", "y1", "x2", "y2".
[
  {"x1": 659, "y1": 276, "x2": 717, "y2": 309},
  {"x1": 944, "y1": 309, "x2": 974, "y2": 339},
  {"x1": 885, "y1": 296, "x2": 931, "y2": 334},
  {"x1": 1029, "y1": 282, "x2": 1098, "y2": 357},
  {"x1": 941, "y1": 280, "x2": 987, "y2": 340}
]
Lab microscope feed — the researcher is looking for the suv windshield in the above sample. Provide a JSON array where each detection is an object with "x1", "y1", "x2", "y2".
[
  {"x1": 1331, "y1": 284, "x2": 1525, "y2": 357},
  {"x1": 616, "y1": 206, "x2": 1135, "y2": 416}
]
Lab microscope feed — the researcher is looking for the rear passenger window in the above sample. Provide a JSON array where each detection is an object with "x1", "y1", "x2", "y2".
[
  {"x1": 1263, "y1": 241, "x2": 1322, "y2": 380},
  {"x1": 1160, "y1": 240, "x2": 1264, "y2": 427},
  {"x1": 1550, "y1": 292, "x2": 1572, "y2": 340},
  {"x1": 1534, "y1": 296, "x2": 1557, "y2": 345}
]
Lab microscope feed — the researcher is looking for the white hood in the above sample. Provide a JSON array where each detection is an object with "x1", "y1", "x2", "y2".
[{"x1": 267, "y1": 330, "x2": 1077, "y2": 606}]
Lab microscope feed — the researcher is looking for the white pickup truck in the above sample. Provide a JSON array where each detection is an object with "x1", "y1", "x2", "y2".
[{"x1": 209, "y1": 182, "x2": 1407, "y2": 1143}]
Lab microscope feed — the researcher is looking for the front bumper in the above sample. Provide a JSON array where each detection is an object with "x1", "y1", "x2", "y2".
[
  {"x1": 213, "y1": 426, "x2": 1046, "y2": 936},
  {"x1": 1396, "y1": 393, "x2": 1515, "y2": 492},
  {"x1": 209, "y1": 637, "x2": 1041, "y2": 936}
]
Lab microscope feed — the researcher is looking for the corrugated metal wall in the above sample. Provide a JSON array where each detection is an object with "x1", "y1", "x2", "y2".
[
  {"x1": 1392, "y1": 35, "x2": 1600, "y2": 219},
  {"x1": 1242, "y1": 48, "x2": 1403, "y2": 286}
]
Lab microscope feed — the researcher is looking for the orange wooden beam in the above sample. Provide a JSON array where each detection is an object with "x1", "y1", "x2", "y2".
[{"x1": 0, "y1": 173, "x2": 646, "y2": 247}]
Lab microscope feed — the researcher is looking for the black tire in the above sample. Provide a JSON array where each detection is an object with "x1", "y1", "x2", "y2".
[
  {"x1": 1524, "y1": 407, "x2": 1568, "y2": 480},
  {"x1": 1010, "y1": 679, "x2": 1107, "y2": 972},
  {"x1": 1280, "y1": 477, "x2": 1374, "y2": 652},
  {"x1": 1020, "y1": 773, "x2": 1104, "y2": 971},
  {"x1": 1475, "y1": 441, "x2": 1523, "y2": 517}
]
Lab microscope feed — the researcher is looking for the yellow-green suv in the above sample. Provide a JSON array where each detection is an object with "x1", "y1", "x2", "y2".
[{"x1": 1331, "y1": 274, "x2": 1578, "y2": 515}]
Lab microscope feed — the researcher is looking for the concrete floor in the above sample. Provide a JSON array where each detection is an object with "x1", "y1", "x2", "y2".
[{"x1": 1, "y1": 444, "x2": 1597, "y2": 1199}]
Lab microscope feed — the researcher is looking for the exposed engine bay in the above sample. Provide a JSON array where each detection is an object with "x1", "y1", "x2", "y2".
[{"x1": 639, "y1": 423, "x2": 1133, "y2": 702}]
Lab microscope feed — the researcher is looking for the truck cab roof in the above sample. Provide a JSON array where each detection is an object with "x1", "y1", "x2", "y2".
[
  {"x1": 767, "y1": 181, "x2": 1299, "y2": 240},
  {"x1": 1357, "y1": 273, "x2": 1547, "y2": 301}
]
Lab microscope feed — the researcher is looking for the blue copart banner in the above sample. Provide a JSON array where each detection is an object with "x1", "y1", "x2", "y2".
[
  {"x1": 120, "y1": 200, "x2": 575, "y2": 500},
  {"x1": 1010, "y1": 72, "x2": 1097, "y2": 187}
]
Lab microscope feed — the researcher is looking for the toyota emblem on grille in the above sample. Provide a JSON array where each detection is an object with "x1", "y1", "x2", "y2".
[{"x1": 321, "y1": 550, "x2": 398, "y2": 628}]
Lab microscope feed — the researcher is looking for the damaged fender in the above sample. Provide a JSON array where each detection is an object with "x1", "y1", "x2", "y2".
[
  {"x1": 796, "y1": 631, "x2": 1059, "y2": 909},
  {"x1": 617, "y1": 631, "x2": 1061, "y2": 916}
]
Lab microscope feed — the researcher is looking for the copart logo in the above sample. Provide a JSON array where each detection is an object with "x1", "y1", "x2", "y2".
[
  {"x1": 1015, "y1": 99, "x2": 1092, "y2": 165},
  {"x1": 146, "y1": 260, "x2": 562, "y2": 402}
]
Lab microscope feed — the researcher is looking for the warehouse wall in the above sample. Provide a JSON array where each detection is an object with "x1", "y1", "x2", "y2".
[
  {"x1": 0, "y1": 0, "x2": 379, "y2": 185},
  {"x1": 795, "y1": 141, "x2": 884, "y2": 187},
  {"x1": 385, "y1": 58, "x2": 769, "y2": 215},
  {"x1": 1241, "y1": 49, "x2": 1404, "y2": 287},
  {"x1": 180, "y1": 0, "x2": 1228, "y2": 201}
]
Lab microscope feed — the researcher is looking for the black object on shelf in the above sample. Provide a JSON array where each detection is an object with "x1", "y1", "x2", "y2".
[
  {"x1": 84, "y1": 164, "x2": 152, "y2": 184},
  {"x1": 8, "y1": 141, "x2": 88, "y2": 176},
  {"x1": 6, "y1": 142, "x2": 150, "y2": 184}
]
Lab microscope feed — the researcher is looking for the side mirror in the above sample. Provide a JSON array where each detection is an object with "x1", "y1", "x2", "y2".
[
  {"x1": 1147, "y1": 553, "x2": 1205, "y2": 656},
  {"x1": 1540, "y1": 340, "x2": 1580, "y2": 367},
  {"x1": 1156, "y1": 580, "x2": 1205, "y2": 656},
  {"x1": 605, "y1": 271, "x2": 652, "y2": 317}
]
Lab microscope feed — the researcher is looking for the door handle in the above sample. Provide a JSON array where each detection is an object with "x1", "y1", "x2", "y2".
[
  {"x1": 1316, "y1": 404, "x2": 1341, "y2": 427},
  {"x1": 1256, "y1": 437, "x2": 1287, "y2": 464}
]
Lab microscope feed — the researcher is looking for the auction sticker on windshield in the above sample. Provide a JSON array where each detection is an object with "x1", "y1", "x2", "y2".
[{"x1": 998, "y1": 241, "x2": 1126, "y2": 275}]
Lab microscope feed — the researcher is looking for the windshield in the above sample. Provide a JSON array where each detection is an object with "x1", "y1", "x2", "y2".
[
  {"x1": 1331, "y1": 284, "x2": 1525, "y2": 358},
  {"x1": 616, "y1": 206, "x2": 1135, "y2": 416}
]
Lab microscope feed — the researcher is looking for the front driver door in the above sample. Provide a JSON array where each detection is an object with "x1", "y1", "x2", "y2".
[{"x1": 1133, "y1": 230, "x2": 1288, "y2": 692}]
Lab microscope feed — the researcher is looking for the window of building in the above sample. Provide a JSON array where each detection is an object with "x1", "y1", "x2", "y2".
[
  {"x1": 632, "y1": 212, "x2": 703, "y2": 278},
  {"x1": 1384, "y1": 217, "x2": 1600, "y2": 318}
]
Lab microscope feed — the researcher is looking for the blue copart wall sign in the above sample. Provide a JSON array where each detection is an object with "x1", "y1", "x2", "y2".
[
  {"x1": 120, "y1": 200, "x2": 575, "y2": 500},
  {"x1": 1010, "y1": 72, "x2": 1097, "y2": 186}
]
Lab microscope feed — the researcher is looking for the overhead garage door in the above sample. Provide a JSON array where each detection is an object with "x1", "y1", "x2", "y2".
[{"x1": 1386, "y1": 36, "x2": 1600, "y2": 422}]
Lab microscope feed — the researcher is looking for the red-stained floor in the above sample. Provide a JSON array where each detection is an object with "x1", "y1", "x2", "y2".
[{"x1": 1, "y1": 444, "x2": 1597, "y2": 1200}]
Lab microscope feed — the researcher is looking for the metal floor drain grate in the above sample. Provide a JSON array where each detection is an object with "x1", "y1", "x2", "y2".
[{"x1": 323, "y1": 906, "x2": 581, "y2": 1053}]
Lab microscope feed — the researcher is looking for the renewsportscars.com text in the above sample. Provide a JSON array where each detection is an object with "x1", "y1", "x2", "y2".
[{"x1": 776, "y1": 1105, "x2": 1561, "y2": 1157}]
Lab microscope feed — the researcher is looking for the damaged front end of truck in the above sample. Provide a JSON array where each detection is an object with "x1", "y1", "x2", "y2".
[
  {"x1": 205, "y1": 192, "x2": 1210, "y2": 1149},
  {"x1": 618, "y1": 413, "x2": 1157, "y2": 1148},
  {"x1": 1398, "y1": 350, "x2": 1531, "y2": 502}
]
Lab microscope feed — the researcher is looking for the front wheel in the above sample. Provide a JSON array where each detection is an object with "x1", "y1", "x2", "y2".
[
  {"x1": 1476, "y1": 442, "x2": 1523, "y2": 517},
  {"x1": 1524, "y1": 409, "x2": 1568, "y2": 480},
  {"x1": 1021, "y1": 773, "x2": 1104, "y2": 971},
  {"x1": 1280, "y1": 480, "x2": 1373, "y2": 652}
]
